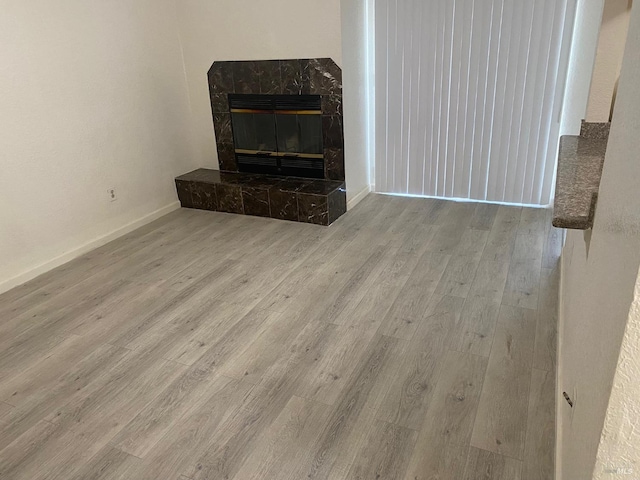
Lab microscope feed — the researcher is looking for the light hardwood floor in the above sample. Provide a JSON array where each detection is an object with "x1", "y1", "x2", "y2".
[{"x1": 0, "y1": 194, "x2": 560, "y2": 480}]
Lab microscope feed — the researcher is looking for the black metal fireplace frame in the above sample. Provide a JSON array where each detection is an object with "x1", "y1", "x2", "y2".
[{"x1": 229, "y1": 94, "x2": 325, "y2": 178}]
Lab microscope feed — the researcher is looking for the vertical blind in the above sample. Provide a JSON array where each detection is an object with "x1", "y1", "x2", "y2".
[{"x1": 374, "y1": 0, "x2": 575, "y2": 205}]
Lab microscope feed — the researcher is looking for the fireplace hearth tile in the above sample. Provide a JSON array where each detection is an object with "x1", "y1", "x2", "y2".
[
  {"x1": 281, "y1": 59, "x2": 308, "y2": 95},
  {"x1": 309, "y1": 58, "x2": 342, "y2": 95},
  {"x1": 191, "y1": 182, "x2": 217, "y2": 211},
  {"x1": 217, "y1": 172, "x2": 246, "y2": 184},
  {"x1": 269, "y1": 178, "x2": 311, "y2": 221},
  {"x1": 208, "y1": 63, "x2": 234, "y2": 94},
  {"x1": 240, "y1": 175, "x2": 284, "y2": 190},
  {"x1": 328, "y1": 187, "x2": 347, "y2": 224},
  {"x1": 180, "y1": 168, "x2": 221, "y2": 184},
  {"x1": 175, "y1": 180, "x2": 194, "y2": 208},
  {"x1": 217, "y1": 143, "x2": 237, "y2": 172},
  {"x1": 233, "y1": 62, "x2": 261, "y2": 94},
  {"x1": 324, "y1": 148, "x2": 345, "y2": 181},
  {"x1": 220, "y1": 172, "x2": 270, "y2": 186},
  {"x1": 298, "y1": 193, "x2": 329, "y2": 226},
  {"x1": 175, "y1": 169, "x2": 345, "y2": 225},
  {"x1": 258, "y1": 60, "x2": 282, "y2": 95},
  {"x1": 322, "y1": 115, "x2": 344, "y2": 149},
  {"x1": 216, "y1": 184, "x2": 243, "y2": 214},
  {"x1": 321, "y1": 94, "x2": 342, "y2": 116},
  {"x1": 302, "y1": 180, "x2": 345, "y2": 196},
  {"x1": 269, "y1": 188, "x2": 299, "y2": 221},
  {"x1": 213, "y1": 113, "x2": 233, "y2": 145},
  {"x1": 275, "y1": 178, "x2": 312, "y2": 192},
  {"x1": 300, "y1": 60, "x2": 312, "y2": 93},
  {"x1": 210, "y1": 92, "x2": 229, "y2": 113},
  {"x1": 242, "y1": 187, "x2": 271, "y2": 217}
]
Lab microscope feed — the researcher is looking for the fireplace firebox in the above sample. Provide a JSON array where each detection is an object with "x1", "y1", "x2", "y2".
[{"x1": 229, "y1": 94, "x2": 324, "y2": 178}]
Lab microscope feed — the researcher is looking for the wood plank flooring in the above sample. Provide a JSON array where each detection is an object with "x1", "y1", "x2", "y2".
[{"x1": 0, "y1": 194, "x2": 560, "y2": 479}]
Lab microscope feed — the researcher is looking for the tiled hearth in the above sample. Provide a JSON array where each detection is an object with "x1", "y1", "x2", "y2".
[
  {"x1": 176, "y1": 169, "x2": 346, "y2": 226},
  {"x1": 175, "y1": 58, "x2": 347, "y2": 225}
]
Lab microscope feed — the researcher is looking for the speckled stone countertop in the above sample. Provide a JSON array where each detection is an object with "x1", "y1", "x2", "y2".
[{"x1": 552, "y1": 135, "x2": 608, "y2": 229}]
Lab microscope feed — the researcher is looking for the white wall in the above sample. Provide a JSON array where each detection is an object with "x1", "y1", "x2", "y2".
[
  {"x1": 0, "y1": 0, "x2": 196, "y2": 293},
  {"x1": 560, "y1": 0, "x2": 605, "y2": 136},
  {"x1": 593, "y1": 268, "x2": 640, "y2": 479},
  {"x1": 585, "y1": 0, "x2": 632, "y2": 122},
  {"x1": 558, "y1": 3, "x2": 640, "y2": 478},
  {"x1": 340, "y1": 0, "x2": 373, "y2": 205},
  {"x1": 592, "y1": 4, "x2": 640, "y2": 475}
]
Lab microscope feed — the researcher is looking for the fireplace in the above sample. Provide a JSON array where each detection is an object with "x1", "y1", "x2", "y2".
[
  {"x1": 208, "y1": 58, "x2": 345, "y2": 182},
  {"x1": 174, "y1": 58, "x2": 347, "y2": 226},
  {"x1": 229, "y1": 94, "x2": 324, "y2": 178}
]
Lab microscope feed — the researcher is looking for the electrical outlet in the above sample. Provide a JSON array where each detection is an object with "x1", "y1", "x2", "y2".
[{"x1": 107, "y1": 188, "x2": 117, "y2": 202}]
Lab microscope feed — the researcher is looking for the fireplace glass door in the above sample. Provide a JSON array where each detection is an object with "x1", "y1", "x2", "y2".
[
  {"x1": 229, "y1": 94, "x2": 324, "y2": 178},
  {"x1": 275, "y1": 114, "x2": 323, "y2": 155},
  {"x1": 231, "y1": 112, "x2": 277, "y2": 154}
]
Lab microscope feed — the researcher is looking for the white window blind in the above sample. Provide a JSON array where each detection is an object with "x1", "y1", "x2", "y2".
[{"x1": 374, "y1": 0, "x2": 575, "y2": 205}]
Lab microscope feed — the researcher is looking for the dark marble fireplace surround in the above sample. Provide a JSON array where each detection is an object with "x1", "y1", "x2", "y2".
[{"x1": 175, "y1": 58, "x2": 347, "y2": 226}]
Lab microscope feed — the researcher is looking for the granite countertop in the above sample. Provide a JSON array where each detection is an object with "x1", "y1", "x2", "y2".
[{"x1": 552, "y1": 135, "x2": 608, "y2": 229}]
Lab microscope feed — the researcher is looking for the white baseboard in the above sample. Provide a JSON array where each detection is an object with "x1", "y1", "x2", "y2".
[
  {"x1": 347, "y1": 184, "x2": 372, "y2": 210},
  {"x1": 0, "y1": 201, "x2": 181, "y2": 295}
]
